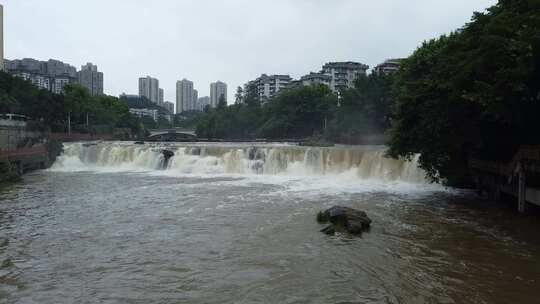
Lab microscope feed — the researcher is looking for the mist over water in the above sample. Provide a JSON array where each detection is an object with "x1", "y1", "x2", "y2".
[{"x1": 2, "y1": 142, "x2": 540, "y2": 303}]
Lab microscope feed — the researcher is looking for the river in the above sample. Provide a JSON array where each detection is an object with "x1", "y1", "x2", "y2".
[{"x1": 1, "y1": 142, "x2": 539, "y2": 303}]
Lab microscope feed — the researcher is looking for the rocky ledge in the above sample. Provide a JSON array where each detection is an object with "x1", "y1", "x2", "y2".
[{"x1": 317, "y1": 206, "x2": 372, "y2": 235}]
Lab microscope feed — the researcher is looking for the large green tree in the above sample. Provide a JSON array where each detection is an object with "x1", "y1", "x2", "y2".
[
  {"x1": 259, "y1": 85, "x2": 337, "y2": 139},
  {"x1": 326, "y1": 73, "x2": 395, "y2": 143},
  {"x1": 388, "y1": 0, "x2": 540, "y2": 186}
]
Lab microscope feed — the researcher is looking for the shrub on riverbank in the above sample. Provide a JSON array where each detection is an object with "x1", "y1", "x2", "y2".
[{"x1": 0, "y1": 162, "x2": 21, "y2": 184}]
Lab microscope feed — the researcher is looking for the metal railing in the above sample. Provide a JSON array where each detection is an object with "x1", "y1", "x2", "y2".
[
  {"x1": 469, "y1": 145, "x2": 540, "y2": 177},
  {"x1": 0, "y1": 114, "x2": 29, "y2": 121}
]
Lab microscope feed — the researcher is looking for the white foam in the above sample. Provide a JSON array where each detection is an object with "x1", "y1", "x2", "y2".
[{"x1": 50, "y1": 142, "x2": 442, "y2": 194}]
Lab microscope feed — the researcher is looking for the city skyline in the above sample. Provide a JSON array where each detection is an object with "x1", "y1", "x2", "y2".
[{"x1": 2, "y1": 0, "x2": 496, "y2": 102}]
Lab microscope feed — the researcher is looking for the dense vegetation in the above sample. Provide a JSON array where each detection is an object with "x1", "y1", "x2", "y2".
[
  {"x1": 196, "y1": 76, "x2": 393, "y2": 141},
  {"x1": 174, "y1": 110, "x2": 204, "y2": 129},
  {"x1": 0, "y1": 71, "x2": 143, "y2": 136},
  {"x1": 327, "y1": 73, "x2": 395, "y2": 144},
  {"x1": 388, "y1": 0, "x2": 540, "y2": 186},
  {"x1": 119, "y1": 94, "x2": 173, "y2": 130}
]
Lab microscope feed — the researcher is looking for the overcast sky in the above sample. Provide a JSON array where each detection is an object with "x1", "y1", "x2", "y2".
[{"x1": 4, "y1": 0, "x2": 496, "y2": 104}]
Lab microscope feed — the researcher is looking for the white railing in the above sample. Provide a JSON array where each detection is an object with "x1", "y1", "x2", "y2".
[{"x1": 0, "y1": 114, "x2": 28, "y2": 127}]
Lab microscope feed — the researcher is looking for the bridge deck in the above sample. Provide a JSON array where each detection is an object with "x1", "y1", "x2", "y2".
[{"x1": 149, "y1": 129, "x2": 196, "y2": 136}]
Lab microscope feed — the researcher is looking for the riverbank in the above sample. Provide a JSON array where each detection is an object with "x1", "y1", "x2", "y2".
[
  {"x1": 0, "y1": 138, "x2": 63, "y2": 185},
  {"x1": 0, "y1": 161, "x2": 22, "y2": 186}
]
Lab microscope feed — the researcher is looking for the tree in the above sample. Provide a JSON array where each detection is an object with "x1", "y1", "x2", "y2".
[
  {"x1": 0, "y1": 72, "x2": 136, "y2": 134},
  {"x1": 218, "y1": 94, "x2": 227, "y2": 109},
  {"x1": 235, "y1": 86, "x2": 244, "y2": 104},
  {"x1": 326, "y1": 73, "x2": 395, "y2": 143},
  {"x1": 259, "y1": 85, "x2": 338, "y2": 139},
  {"x1": 244, "y1": 82, "x2": 260, "y2": 107},
  {"x1": 64, "y1": 84, "x2": 91, "y2": 125},
  {"x1": 388, "y1": 0, "x2": 540, "y2": 186}
]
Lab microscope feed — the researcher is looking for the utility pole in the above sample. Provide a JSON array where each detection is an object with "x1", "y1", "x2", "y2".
[
  {"x1": 68, "y1": 112, "x2": 71, "y2": 135},
  {"x1": 518, "y1": 162, "x2": 527, "y2": 213}
]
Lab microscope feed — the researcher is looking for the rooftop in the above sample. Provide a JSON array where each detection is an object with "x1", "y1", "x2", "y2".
[{"x1": 323, "y1": 61, "x2": 369, "y2": 70}]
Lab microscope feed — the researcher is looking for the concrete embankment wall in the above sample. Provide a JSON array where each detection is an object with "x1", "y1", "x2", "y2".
[
  {"x1": 0, "y1": 119, "x2": 58, "y2": 178},
  {"x1": 0, "y1": 124, "x2": 46, "y2": 151},
  {"x1": 50, "y1": 133, "x2": 113, "y2": 142},
  {"x1": 336, "y1": 133, "x2": 389, "y2": 145}
]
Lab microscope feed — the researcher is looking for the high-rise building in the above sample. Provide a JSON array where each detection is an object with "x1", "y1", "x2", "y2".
[
  {"x1": 176, "y1": 79, "x2": 194, "y2": 113},
  {"x1": 5, "y1": 59, "x2": 50, "y2": 91},
  {"x1": 78, "y1": 63, "x2": 104, "y2": 96},
  {"x1": 373, "y1": 59, "x2": 404, "y2": 75},
  {"x1": 244, "y1": 74, "x2": 291, "y2": 102},
  {"x1": 5, "y1": 58, "x2": 77, "y2": 93},
  {"x1": 46, "y1": 59, "x2": 77, "y2": 78},
  {"x1": 197, "y1": 96, "x2": 211, "y2": 111},
  {"x1": 210, "y1": 81, "x2": 227, "y2": 108},
  {"x1": 163, "y1": 101, "x2": 175, "y2": 114},
  {"x1": 322, "y1": 62, "x2": 369, "y2": 92},
  {"x1": 159, "y1": 88, "x2": 164, "y2": 105},
  {"x1": 0, "y1": 5, "x2": 4, "y2": 71},
  {"x1": 192, "y1": 89, "x2": 199, "y2": 111},
  {"x1": 300, "y1": 72, "x2": 332, "y2": 87},
  {"x1": 139, "y1": 76, "x2": 160, "y2": 104}
]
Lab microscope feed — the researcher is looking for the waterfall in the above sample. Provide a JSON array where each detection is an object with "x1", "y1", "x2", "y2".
[{"x1": 52, "y1": 142, "x2": 428, "y2": 183}]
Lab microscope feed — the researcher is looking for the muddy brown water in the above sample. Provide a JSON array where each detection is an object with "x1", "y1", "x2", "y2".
[{"x1": 1, "y1": 143, "x2": 539, "y2": 303}]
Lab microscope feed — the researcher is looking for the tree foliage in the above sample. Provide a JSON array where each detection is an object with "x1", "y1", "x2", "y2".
[
  {"x1": 259, "y1": 85, "x2": 337, "y2": 139},
  {"x1": 0, "y1": 71, "x2": 140, "y2": 135},
  {"x1": 326, "y1": 73, "x2": 395, "y2": 143},
  {"x1": 388, "y1": 0, "x2": 540, "y2": 186},
  {"x1": 196, "y1": 85, "x2": 337, "y2": 140}
]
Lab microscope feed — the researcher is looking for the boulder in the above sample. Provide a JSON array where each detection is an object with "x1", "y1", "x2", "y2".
[
  {"x1": 162, "y1": 149, "x2": 175, "y2": 160},
  {"x1": 317, "y1": 206, "x2": 371, "y2": 235},
  {"x1": 160, "y1": 149, "x2": 175, "y2": 169}
]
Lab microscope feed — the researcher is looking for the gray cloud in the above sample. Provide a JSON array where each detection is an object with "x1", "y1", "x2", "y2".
[{"x1": 3, "y1": 0, "x2": 496, "y2": 102}]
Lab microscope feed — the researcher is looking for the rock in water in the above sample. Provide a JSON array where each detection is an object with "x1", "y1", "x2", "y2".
[
  {"x1": 162, "y1": 149, "x2": 175, "y2": 160},
  {"x1": 161, "y1": 150, "x2": 175, "y2": 169},
  {"x1": 317, "y1": 206, "x2": 372, "y2": 235}
]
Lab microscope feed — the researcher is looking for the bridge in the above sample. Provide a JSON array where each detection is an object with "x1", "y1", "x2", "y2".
[
  {"x1": 147, "y1": 128, "x2": 197, "y2": 142},
  {"x1": 149, "y1": 128, "x2": 196, "y2": 137}
]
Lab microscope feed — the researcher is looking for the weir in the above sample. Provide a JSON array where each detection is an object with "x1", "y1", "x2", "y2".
[{"x1": 53, "y1": 142, "x2": 428, "y2": 183}]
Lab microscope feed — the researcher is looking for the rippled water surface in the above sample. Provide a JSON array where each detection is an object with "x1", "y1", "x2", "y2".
[{"x1": 1, "y1": 143, "x2": 540, "y2": 303}]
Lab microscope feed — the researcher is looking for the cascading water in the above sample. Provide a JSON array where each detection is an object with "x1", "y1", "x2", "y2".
[{"x1": 52, "y1": 142, "x2": 428, "y2": 183}]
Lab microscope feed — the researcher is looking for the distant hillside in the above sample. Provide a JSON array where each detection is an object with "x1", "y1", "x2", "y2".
[{"x1": 119, "y1": 95, "x2": 171, "y2": 114}]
